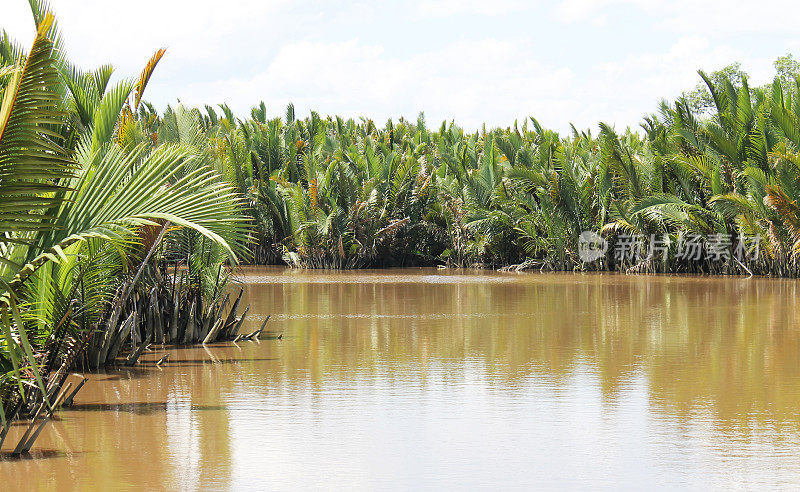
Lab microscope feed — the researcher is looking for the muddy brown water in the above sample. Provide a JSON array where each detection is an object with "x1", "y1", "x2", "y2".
[{"x1": 3, "y1": 267, "x2": 800, "y2": 490}]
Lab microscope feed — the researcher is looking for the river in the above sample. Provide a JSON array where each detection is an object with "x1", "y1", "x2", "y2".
[{"x1": 3, "y1": 267, "x2": 800, "y2": 490}]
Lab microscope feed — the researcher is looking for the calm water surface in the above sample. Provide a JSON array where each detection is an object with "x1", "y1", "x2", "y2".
[{"x1": 4, "y1": 267, "x2": 800, "y2": 490}]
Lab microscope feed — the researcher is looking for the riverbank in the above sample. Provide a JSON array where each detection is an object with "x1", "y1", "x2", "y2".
[{"x1": 0, "y1": 271, "x2": 263, "y2": 455}]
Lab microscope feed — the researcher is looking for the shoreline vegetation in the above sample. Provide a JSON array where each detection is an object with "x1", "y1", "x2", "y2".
[
  {"x1": 0, "y1": 4, "x2": 254, "y2": 453},
  {"x1": 3, "y1": 0, "x2": 800, "y2": 453}
]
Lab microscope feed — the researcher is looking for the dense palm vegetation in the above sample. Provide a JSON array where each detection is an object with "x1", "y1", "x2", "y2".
[
  {"x1": 3, "y1": 0, "x2": 800, "y2": 447},
  {"x1": 156, "y1": 61, "x2": 800, "y2": 276},
  {"x1": 0, "y1": 3, "x2": 247, "y2": 446}
]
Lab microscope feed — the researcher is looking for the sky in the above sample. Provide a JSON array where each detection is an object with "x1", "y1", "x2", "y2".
[{"x1": 4, "y1": 0, "x2": 800, "y2": 132}]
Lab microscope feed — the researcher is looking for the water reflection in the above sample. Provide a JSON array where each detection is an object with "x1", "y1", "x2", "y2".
[
  {"x1": 3, "y1": 268, "x2": 800, "y2": 489},
  {"x1": 243, "y1": 270, "x2": 800, "y2": 426}
]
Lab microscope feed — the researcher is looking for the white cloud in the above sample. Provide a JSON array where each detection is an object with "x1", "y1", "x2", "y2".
[
  {"x1": 555, "y1": 0, "x2": 656, "y2": 23},
  {"x1": 580, "y1": 36, "x2": 736, "y2": 126},
  {"x1": 177, "y1": 38, "x2": 574, "y2": 129},
  {"x1": 3, "y1": 0, "x2": 798, "y2": 133},
  {"x1": 657, "y1": 0, "x2": 800, "y2": 34},
  {"x1": 556, "y1": 0, "x2": 608, "y2": 23},
  {"x1": 556, "y1": 0, "x2": 800, "y2": 35},
  {"x1": 5, "y1": 0, "x2": 290, "y2": 70},
  {"x1": 417, "y1": 0, "x2": 527, "y2": 17}
]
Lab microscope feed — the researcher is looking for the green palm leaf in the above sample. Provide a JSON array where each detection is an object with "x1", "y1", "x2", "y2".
[{"x1": 0, "y1": 13, "x2": 74, "y2": 244}]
